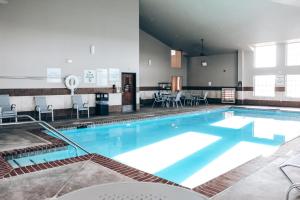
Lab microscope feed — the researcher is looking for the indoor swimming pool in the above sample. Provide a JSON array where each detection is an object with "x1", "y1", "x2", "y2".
[{"x1": 8, "y1": 107, "x2": 300, "y2": 188}]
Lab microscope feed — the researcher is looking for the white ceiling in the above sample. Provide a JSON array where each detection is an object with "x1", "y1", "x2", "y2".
[{"x1": 140, "y1": 0, "x2": 300, "y2": 55}]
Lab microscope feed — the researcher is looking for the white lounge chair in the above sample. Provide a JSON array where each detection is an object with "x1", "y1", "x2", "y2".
[
  {"x1": 196, "y1": 91, "x2": 209, "y2": 106},
  {"x1": 34, "y1": 96, "x2": 54, "y2": 122},
  {"x1": 171, "y1": 91, "x2": 183, "y2": 108},
  {"x1": 286, "y1": 182, "x2": 300, "y2": 200},
  {"x1": 280, "y1": 154, "x2": 300, "y2": 200},
  {"x1": 152, "y1": 92, "x2": 166, "y2": 108},
  {"x1": 280, "y1": 154, "x2": 300, "y2": 185},
  {"x1": 184, "y1": 92, "x2": 195, "y2": 106},
  {"x1": 71, "y1": 95, "x2": 90, "y2": 119},
  {"x1": 0, "y1": 94, "x2": 17, "y2": 123}
]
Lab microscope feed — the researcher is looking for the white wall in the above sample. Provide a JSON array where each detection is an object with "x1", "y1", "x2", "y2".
[
  {"x1": 0, "y1": 0, "x2": 139, "y2": 88},
  {"x1": 0, "y1": 0, "x2": 139, "y2": 111},
  {"x1": 139, "y1": 30, "x2": 187, "y2": 87},
  {"x1": 188, "y1": 53, "x2": 238, "y2": 87}
]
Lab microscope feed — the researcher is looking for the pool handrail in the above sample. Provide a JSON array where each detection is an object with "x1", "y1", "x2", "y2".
[{"x1": 0, "y1": 114, "x2": 90, "y2": 155}]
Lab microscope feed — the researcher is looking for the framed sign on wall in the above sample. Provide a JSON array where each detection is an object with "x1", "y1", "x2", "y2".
[
  {"x1": 109, "y1": 68, "x2": 121, "y2": 87},
  {"x1": 47, "y1": 68, "x2": 62, "y2": 83},
  {"x1": 84, "y1": 70, "x2": 96, "y2": 84},
  {"x1": 96, "y1": 68, "x2": 108, "y2": 87},
  {"x1": 276, "y1": 75, "x2": 285, "y2": 87}
]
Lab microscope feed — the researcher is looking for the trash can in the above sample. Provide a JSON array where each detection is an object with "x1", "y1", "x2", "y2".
[{"x1": 95, "y1": 93, "x2": 109, "y2": 116}]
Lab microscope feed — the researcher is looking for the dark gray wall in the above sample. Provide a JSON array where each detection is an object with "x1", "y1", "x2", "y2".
[{"x1": 187, "y1": 53, "x2": 238, "y2": 87}]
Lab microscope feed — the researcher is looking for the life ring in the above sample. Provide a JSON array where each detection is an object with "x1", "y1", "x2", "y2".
[{"x1": 65, "y1": 75, "x2": 79, "y2": 95}]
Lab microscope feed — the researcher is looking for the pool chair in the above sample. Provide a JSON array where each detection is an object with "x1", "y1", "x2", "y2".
[
  {"x1": 280, "y1": 154, "x2": 300, "y2": 200},
  {"x1": 184, "y1": 92, "x2": 195, "y2": 106},
  {"x1": 171, "y1": 91, "x2": 183, "y2": 108},
  {"x1": 34, "y1": 96, "x2": 54, "y2": 122},
  {"x1": 56, "y1": 182, "x2": 208, "y2": 200},
  {"x1": 286, "y1": 183, "x2": 300, "y2": 200},
  {"x1": 196, "y1": 91, "x2": 209, "y2": 106},
  {"x1": 0, "y1": 94, "x2": 17, "y2": 123},
  {"x1": 71, "y1": 95, "x2": 90, "y2": 119},
  {"x1": 152, "y1": 92, "x2": 166, "y2": 108},
  {"x1": 280, "y1": 154, "x2": 300, "y2": 185}
]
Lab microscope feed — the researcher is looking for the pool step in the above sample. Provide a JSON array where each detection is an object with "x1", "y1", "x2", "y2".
[
  {"x1": 6, "y1": 147, "x2": 85, "y2": 169},
  {"x1": 4, "y1": 146, "x2": 68, "y2": 161},
  {"x1": 29, "y1": 159, "x2": 36, "y2": 165},
  {"x1": 12, "y1": 159, "x2": 22, "y2": 168}
]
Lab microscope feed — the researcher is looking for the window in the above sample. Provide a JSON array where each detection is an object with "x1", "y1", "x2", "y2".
[
  {"x1": 254, "y1": 75, "x2": 275, "y2": 97},
  {"x1": 255, "y1": 45, "x2": 276, "y2": 68},
  {"x1": 171, "y1": 76, "x2": 182, "y2": 92},
  {"x1": 286, "y1": 75, "x2": 300, "y2": 97},
  {"x1": 287, "y1": 43, "x2": 300, "y2": 66}
]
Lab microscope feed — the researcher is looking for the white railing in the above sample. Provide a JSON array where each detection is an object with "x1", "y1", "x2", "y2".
[{"x1": 0, "y1": 115, "x2": 90, "y2": 155}]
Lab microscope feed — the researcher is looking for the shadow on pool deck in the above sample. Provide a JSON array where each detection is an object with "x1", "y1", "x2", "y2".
[
  {"x1": 0, "y1": 129, "x2": 49, "y2": 152},
  {"x1": 0, "y1": 161, "x2": 134, "y2": 200}
]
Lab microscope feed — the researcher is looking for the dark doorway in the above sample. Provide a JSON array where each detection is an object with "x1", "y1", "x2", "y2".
[{"x1": 121, "y1": 73, "x2": 136, "y2": 112}]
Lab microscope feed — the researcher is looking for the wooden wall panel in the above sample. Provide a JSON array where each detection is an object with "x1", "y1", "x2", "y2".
[{"x1": 171, "y1": 50, "x2": 182, "y2": 68}]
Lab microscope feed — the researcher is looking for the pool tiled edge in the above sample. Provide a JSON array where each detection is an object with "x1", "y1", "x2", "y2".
[
  {"x1": 0, "y1": 152, "x2": 182, "y2": 187},
  {"x1": 192, "y1": 155, "x2": 274, "y2": 197},
  {"x1": 90, "y1": 154, "x2": 182, "y2": 186},
  {"x1": 0, "y1": 155, "x2": 12, "y2": 178},
  {"x1": 53, "y1": 106, "x2": 227, "y2": 130}
]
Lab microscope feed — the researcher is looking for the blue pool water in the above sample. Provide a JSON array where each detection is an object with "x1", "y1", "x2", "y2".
[{"x1": 8, "y1": 107, "x2": 300, "y2": 187}]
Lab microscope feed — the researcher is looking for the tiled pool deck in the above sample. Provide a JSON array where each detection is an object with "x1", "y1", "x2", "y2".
[{"x1": 1, "y1": 105, "x2": 300, "y2": 199}]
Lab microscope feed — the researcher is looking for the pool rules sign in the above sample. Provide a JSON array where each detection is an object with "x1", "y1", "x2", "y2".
[
  {"x1": 276, "y1": 75, "x2": 285, "y2": 87},
  {"x1": 84, "y1": 70, "x2": 96, "y2": 84}
]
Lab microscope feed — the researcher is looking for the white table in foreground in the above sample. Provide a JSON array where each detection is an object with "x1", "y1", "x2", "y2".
[{"x1": 57, "y1": 182, "x2": 208, "y2": 200}]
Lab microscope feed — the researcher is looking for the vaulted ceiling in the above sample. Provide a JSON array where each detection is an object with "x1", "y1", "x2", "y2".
[{"x1": 140, "y1": 0, "x2": 300, "y2": 56}]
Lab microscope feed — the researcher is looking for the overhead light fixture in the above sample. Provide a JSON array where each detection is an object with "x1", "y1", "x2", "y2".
[
  {"x1": 171, "y1": 50, "x2": 176, "y2": 56},
  {"x1": 201, "y1": 60, "x2": 208, "y2": 67},
  {"x1": 200, "y1": 38, "x2": 207, "y2": 67},
  {"x1": 148, "y1": 59, "x2": 152, "y2": 66},
  {"x1": 90, "y1": 45, "x2": 95, "y2": 55}
]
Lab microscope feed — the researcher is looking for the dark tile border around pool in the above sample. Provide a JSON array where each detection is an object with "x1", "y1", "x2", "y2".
[
  {"x1": 192, "y1": 156, "x2": 274, "y2": 197},
  {"x1": 0, "y1": 106, "x2": 280, "y2": 197}
]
